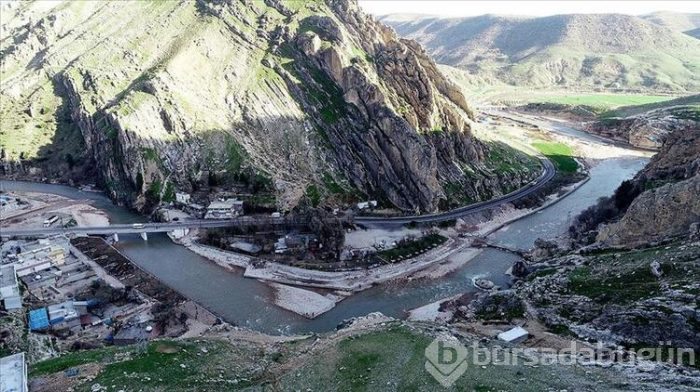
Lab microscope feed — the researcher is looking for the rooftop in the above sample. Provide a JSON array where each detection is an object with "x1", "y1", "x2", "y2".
[
  {"x1": 207, "y1": 199, "x2": 243, "y2": 210},
  {"x1": 497, "y1": 326, "x2": 529, "y2": 342},
  {"x1": 0, "y1": 352, "x2": 27, "y2": 392},
  {"x1": 0, "y1": 264, "x2": 18, "y2": 288},
  {"x1": 28, "y1": 308, "x2": 50, "y2": 331}
]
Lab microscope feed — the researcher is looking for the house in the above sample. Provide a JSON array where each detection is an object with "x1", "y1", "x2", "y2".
[
  {"x1": 14, "y1": 243, "x2": 67, "y2": 277},
  {"x1": 47, "y1": 301, "x2": 80, "y2": 328},
  {"x1": 175, "y1": 192, "x2": 191, "y2": 205},
  {"x1": 20, "y1": 270, "x2": 59, "y2": 299},
  {"x1": 204, "y1": 199, "x2": 244, "y2": 219},
  {"x1": 0, "y1": 352, "x2": 28, "y2": 392},
  {"x1": 113, "y1": 324, "x2": 151, "y2": 346},
  {"x1": 14, "y1": 259, "x2": 52, "y2": 278},
  {"x1": 0, "y1": 265, "x2": 21, "y2": 310},
  {"x1": 497, "y1": 326, "x2": 529, "y2": 343},
  {"x1": 230, "y1": 241, "x2": 262, "y2": 255},
  {"x1": 28, "y1": 308, "x2": 50, "y2": 331},
  {"x1": 274, "y1": 238, "x2": 288, "y2": 254},
  {"x1": 356, "y1": 200, "x2": 378, "y2": 210}
]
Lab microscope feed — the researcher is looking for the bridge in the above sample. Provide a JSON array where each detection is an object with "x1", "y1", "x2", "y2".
[
  {"x1": 1, "y1": 158, "x2": 557, "y2": 239},
  {"x1": 0, "y1": 217, "x2": 305, "y2": 240}
]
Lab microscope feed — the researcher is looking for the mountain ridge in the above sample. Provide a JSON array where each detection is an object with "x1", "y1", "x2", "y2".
[
  {"x1": 0, "y1": 0, "x2": 538, "y2": 212},
  {"x1": 380, "y1": 12, "x2": 700, "y2": 92}
]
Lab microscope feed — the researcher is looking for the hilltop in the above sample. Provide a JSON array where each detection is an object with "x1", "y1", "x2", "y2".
[{"x1": 380, "y1": 13, "x2": 700, "y2": 92}]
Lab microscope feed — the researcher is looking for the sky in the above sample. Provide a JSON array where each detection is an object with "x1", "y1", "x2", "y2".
[{"x1": 357, "y1": 1, "x2": 700, "y2": 17}]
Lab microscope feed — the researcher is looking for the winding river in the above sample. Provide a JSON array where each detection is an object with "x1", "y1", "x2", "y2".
[{"x1": 0, "y1": 157, "x2": 646, "y2": 334}]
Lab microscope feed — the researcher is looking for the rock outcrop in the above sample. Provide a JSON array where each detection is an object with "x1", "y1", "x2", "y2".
[
  {"x1": 0, "y1": 0, "x2": 538, "y2": 212},
  {"x1": 571, "y1": 128, "x2": 700, "y2": 245},
  {"x1": 596, "y1": 174, "x2": 700, "y2": 246}
]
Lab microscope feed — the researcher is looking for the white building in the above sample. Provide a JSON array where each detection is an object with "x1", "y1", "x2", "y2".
[
  {"x1": 0, "y1": 352, "x2": 28, "y2": 392},
  {"x1": 205, "y1": 199, "x2": 244, "y2": 219},
  {"x1": 175, "y1": 192, "x2": 191, "y2": 205},
  {"x1": 497, "y1": 326, "x2": 529, "y2": 343},
  {"x1": 357, "y1": 200, "x2": 378, "y2": 210},
  {"x1": 0, "y1": 265, "x2": 21, "y2": 310}
]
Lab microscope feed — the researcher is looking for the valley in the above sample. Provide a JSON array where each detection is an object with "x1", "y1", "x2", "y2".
[{"x1": 1, "y1": 1, "x2": 699, "y2": 391}]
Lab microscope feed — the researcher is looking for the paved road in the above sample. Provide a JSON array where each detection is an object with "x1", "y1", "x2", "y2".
[
  {"x1": 355, "y1": 157, "x2": 556, "y2": 225},
  {"x1": 1, "y1": 158, "x2": 556, "y2": 236}
]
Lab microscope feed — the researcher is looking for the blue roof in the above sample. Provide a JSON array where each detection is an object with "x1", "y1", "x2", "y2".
[{"x1": 29, "y1": 307, "x2": 49, "y2": 331}]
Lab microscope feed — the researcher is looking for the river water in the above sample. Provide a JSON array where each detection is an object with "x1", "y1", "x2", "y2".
[{"x1": 0, "y1": 156, "x2": 647, "y2": 334}]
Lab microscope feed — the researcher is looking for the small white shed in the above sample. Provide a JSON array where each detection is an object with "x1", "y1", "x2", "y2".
[{"x1": 497, "y1": 326, "x2": 529, "y2": 343}]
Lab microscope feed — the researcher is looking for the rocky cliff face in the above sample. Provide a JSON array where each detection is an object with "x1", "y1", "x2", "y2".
[
  {"x1": 570, "y1": 128, "x2": 700, "y2": 246},
  {"x1": 596, "y1": 175, "x2": 699, "y2": 246},
  {"x1": 583, "y1": 105, "x2": 699, "y2": 150},
  {"x1": 0, "y1": 0, "x2": 537, "y2": 212},
  {"x1": 594, "y1": 128, "x2": 700, "y2": 247},
  {"x1": 513, "y1": 128, "x2": 700, "y2": 355}
]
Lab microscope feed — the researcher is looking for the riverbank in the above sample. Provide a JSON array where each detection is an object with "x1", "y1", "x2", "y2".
[
  {"x1": 0, "y1": 190, "x2": 109, "y2": 228},
  {"x1": 166, "y1": 171, "x2": 593, "y2": 320}
]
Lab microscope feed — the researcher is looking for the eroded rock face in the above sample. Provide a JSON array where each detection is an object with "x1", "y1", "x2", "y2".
[
  {"x1": 0, "y1": 0, "x2": 537, "y2": 212},
  {"x1": 597, "y1": 175, "x2": 700, "y2": 246},
  {"x1": 584, "y1": 114, "x2": 698, "y2": 150}
]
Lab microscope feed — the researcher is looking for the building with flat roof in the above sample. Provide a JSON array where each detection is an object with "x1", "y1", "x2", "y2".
[
  {"x1": 497, "y1": 326, "x2": 529, "y2": 343},
  {"x1": 230, "y1": 241, "x2": 262, "y2": 255},
  {"x1": 0, "y1": 265, "x2": 21, "y2": 310},
  {"x1": 175, "y1": 192, "x2": 191, "y2": 205},
  {"x1": 0, "y1": 352, "x2": 28, "y2": 392},
  {"x1": 28, "y1": 308, "x2": 49, "y2": 331},
  {"x1": 205, "y1": 198, "x2": 244, "y2": 219}
]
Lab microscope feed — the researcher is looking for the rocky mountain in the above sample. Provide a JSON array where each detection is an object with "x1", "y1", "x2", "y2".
[
  {"x1": 570, "y1": 128, "x2": 699, "y2": 247},
  {"x1": 506, "y1": 127, "x2": 700, "y2": 356},
  {"x1": 380, "y1": 13, "x2": 700, "y2": 92},
  {"x1": 578, "y1": 95, "x2": 700, "y2": 150},
  {"x1": 0, "y1": 0, "x2": 538, "y2": 212}
]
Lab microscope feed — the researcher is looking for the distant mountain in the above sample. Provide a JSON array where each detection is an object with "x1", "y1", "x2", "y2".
[
  {"x1": 640, "y1": 11, "x2": 700, "y2": 34},
  {"x1": 686, "y1": 27, "x2": 700, "y2": 39},
  {"x1": 380, "y1": 13, "x2": 700, "y2": 92}
]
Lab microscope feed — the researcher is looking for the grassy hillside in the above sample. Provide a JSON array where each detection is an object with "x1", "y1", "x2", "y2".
[
  {"x1": 381, "y1": 13, "x2": 700, "y2": 93},
  {"x1": 29, "y1": 323, "x2": 657, "y2": 391}
]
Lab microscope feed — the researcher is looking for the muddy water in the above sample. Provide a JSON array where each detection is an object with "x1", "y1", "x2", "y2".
[{"x1": 0, "y1": 157, "x2": 646, "y2": 334}]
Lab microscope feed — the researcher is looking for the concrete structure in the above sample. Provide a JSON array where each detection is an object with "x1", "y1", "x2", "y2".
[
  {"x1": 0, "y1": 352, "x2": 28, "y2": 392},
  {"x1": 175, "y1": 192, "x2": 191, "y2": 204},
  {"x1": 230, "y1": 241, "x2": 262, "y2": 255},
  {"x1": 14, "y1": 258, "x2": 52, "y2": 278},
  {"x1": 205, "y1": 199, "x2": 244, "y2": 219},
  {"x1": 0, "y1": 265, "x2": 21, "y2": 310},
  {"x1": 13, "y1": 242, "x2": 68, "y2": 278},
  {"x1": 497, "y1": 326, "x2": 529, "y2": 343}
]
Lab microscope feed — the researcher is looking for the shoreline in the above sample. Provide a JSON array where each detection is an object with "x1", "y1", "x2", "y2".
[{"x1": 165, "y1": 173, "x2": 594, "y2": 319}]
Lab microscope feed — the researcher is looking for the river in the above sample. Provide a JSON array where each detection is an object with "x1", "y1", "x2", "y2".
[{"x1": 0, "y1": 156, "x2": 647, "y2": 334}]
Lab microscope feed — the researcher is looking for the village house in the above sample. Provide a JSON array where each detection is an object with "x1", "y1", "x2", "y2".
[
  {"x1": 0, "y1": 265, "x2": 21, "y2": 310},
  {"x1": 175, "y1": 192, "x2": 191, "y2": 205},
  {"x1": 204, "y1": 198, "x2": 244, "y2": 219}
]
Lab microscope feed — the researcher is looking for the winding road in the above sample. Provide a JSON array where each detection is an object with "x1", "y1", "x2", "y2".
[
  {"x1": 355, "y1": 157, "x2": 556, "y2": 225},
  {"x1": 1, "y1": 157, "x2": 557, "y2": 237}
]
